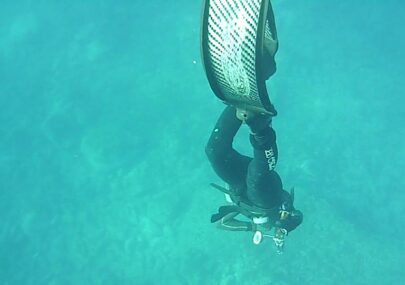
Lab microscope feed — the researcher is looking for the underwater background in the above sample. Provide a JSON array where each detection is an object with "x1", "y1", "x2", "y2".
[{"x1": 1, "y1": 0, "x2": 404, "y2": 284}]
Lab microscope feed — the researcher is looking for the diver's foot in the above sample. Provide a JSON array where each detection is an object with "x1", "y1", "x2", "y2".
[
  {"x1": 236, "y1": 108, "x2": 253, "y2": 122},
  {"x1": 236, "y1": 108, "x2": 272, "y2": 136}
]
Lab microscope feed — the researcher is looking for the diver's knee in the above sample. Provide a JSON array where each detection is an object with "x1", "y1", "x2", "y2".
[
  {"x1": 205, "y1": 143, "x2": 214, "y2": 160},
  {"x1": 205, "y1": 143, "x2": 221, "y2": 163},
  {"x1": 206, "y1": 135, "x2": 230, "y2": 160}
]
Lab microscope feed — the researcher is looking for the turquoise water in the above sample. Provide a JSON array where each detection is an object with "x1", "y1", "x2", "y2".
[{"x1": 1, "y1": 0, "x2": 404, "y2": 284}]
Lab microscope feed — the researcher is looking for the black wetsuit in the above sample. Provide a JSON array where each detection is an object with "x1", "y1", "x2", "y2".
[
  {"x1": 206, "y1": 106, "x2": 302, "y2": 233},
  {"x1": 205, "y1": 1, "x2": 302, "y2": 233},
  {"x1": 206, "y1": 106, "x2": 282, "y2": 209}
]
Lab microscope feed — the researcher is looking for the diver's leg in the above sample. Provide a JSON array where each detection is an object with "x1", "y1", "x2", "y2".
[
  {"x1": 246, "y1": 120, "x2": 283, "y2": 208},
  {"x1": 205, "y1": 105, "x2": 251, "y2": 192}
]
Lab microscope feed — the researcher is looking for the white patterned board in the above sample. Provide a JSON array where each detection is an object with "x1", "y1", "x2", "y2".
[{"x1": 201, "y1": 0, "x2": 276, "y2": 115}]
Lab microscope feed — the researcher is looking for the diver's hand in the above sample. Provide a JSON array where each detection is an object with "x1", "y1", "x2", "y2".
[{"x1": 273, "y1": 228, "x2": 287, "y2": 254}]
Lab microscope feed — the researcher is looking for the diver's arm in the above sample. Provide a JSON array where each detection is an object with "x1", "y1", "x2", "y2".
[{"x1": 216, "y1": 212, "x2": 254, "y2": 231}]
